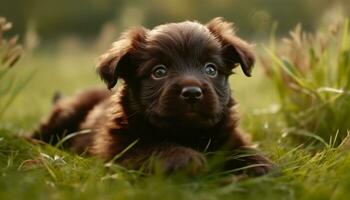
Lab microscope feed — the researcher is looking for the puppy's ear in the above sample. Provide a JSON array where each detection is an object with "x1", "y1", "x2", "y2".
[
  {"x1": 96, "y1": 27, "x2": 147, "y2": 89},
  {"x1": 206, "y1": 17, "x2": 255, "y2": 76}
]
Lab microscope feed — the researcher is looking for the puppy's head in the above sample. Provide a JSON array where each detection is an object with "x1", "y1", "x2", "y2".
[{"x1": 97, "y1": 17, "x2": 255, "y2": 129}]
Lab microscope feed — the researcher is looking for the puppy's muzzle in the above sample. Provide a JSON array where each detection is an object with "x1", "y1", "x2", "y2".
[{"x1": 180, "y1": 86, "x2": 203, "y2": 104}]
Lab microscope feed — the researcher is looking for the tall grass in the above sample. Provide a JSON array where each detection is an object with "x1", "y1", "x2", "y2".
[
  {"x1": 261, "y1": 18, "x2": 350, "y2": 146},
  {"x1": 0, "y1": 17, "x2": 29, "y2": 120}
]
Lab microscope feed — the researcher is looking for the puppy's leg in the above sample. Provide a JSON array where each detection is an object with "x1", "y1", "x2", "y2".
[
  {"x1": 225, "y1": 129, "x2": 275, "y2": 176},
  {"x1": 31, "y1": 88, "x2": 110, "y2": 146},
  {"x1": 119, "y1": 144, "x2": 207, "y2": 175}
]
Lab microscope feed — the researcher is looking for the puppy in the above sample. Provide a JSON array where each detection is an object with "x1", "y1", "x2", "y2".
[{"x1": 32, "y1": 18, "x2": 274, "y2": 176}]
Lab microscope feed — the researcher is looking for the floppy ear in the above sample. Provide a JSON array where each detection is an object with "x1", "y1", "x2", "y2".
[
  {"x1": 206, "y1": 17, "x2": 255, "y2": 76},
  {"x1": 96, "y1": 27, "x2": 148, "y2": 89}
]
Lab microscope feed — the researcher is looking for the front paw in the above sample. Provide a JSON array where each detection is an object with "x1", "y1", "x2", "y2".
[
  {"x1": 158, "y1": 147, "x2": 207, "y2": 175},
  {"x1": 243, "y1": 154, "x2": 276, "y2": 176},
  {"x1": 226, "y1": 147, "x2": 277, "y2": 176}
]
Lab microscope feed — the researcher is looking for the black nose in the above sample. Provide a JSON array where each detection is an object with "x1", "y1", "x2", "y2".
[{"x1": 180, "y1": 86, "x2": 203, "y2": 103}]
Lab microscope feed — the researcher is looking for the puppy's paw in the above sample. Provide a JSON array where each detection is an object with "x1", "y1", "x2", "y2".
[
  {"x1": 243, "y1": 154, "x2": 276, "y2": 176},
  {"x1": 227, "y1": 147, "x2": 277, "y2": 177},
  {"x1": 159, "y1": 147, "x2": 207, "y2": 175}
]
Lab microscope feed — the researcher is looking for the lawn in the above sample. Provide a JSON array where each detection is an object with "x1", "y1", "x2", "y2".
[{"x1": 1, "y1": 19, "x2": 350, "y2": 200}]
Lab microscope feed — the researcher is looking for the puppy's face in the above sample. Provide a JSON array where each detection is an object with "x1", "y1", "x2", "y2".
[{"x1": 97, "y1": 18, "x2": 255, "y2": 129}]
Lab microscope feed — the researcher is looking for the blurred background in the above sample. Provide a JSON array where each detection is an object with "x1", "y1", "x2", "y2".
[
  {"x1": 2, "y1": 0, "x2": 350, "y2": 43},
  {"x1": 1, "y1": 0, "x2": 350, "y2": 141}
]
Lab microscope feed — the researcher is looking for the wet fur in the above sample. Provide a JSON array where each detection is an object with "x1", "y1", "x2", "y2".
[{"x1": 32, "y1": 18, "x2": 274, "y2": 176}]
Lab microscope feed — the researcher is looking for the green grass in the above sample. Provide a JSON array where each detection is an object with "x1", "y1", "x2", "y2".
[
  {"x1": 1, "y1": 20, "x2": 350, "y2": 199},
  {"x1": 261, "y1": 19, "x2": 350, "y2": 146}
]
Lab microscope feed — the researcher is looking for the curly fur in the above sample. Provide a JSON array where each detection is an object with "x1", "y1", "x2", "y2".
[{"x1": 32, "y1": 18, "x2": 274, "y2": 176}]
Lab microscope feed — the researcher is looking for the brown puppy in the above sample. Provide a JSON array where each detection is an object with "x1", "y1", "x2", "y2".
[{"x1": 32, "y1": 18, "x2": 274, "y2": 176}]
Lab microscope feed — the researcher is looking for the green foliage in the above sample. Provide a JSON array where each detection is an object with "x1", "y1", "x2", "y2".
[
  {"x1": 261, "y1": 19, "x2": 350, "y2": 146},
  {"x1": 0, "y1": 17, "x2": 31, "y2": 119}
]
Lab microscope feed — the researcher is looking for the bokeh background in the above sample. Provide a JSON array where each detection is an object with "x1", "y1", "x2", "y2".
[{"x1": 2, "y1": 0, "x2": 350, "y2": 40}]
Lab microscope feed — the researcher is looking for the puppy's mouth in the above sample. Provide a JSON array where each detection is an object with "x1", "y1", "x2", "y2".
[
  {"x1": 181, "y1": 106, "x2": 207, "y2": 118},
  {"x1": 159, "y1": 104, "x2": 214, "y2": 118},
  {"x1": 183, "y1": 111, "x2": 198, "y2": 117},
  {"x1": 148, "y1": 108, "x2": 222, "y2": 129}
]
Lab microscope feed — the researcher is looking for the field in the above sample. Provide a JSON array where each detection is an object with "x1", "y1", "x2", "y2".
[{"x1": 1, "y1": 18, "x2": 350, "y2": 200}]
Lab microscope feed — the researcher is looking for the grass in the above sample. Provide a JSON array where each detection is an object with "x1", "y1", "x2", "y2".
[
  {"x1": 1, "y1": 18, "x2": 350, "y2": 200},
  {"x1": 0, "y1": 17, "x2": 25, "y2": 119},
  {"x1": 260, "y1": 19, "x2": 350, "y2": 146}
]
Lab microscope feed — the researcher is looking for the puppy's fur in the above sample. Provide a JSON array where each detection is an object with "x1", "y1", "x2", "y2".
[{"x1": 32, "y1": 18, "x2": 273, "y2": 176}]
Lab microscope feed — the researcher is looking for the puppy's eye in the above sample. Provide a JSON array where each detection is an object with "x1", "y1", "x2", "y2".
[
  {"x1": 152, "y1": 65, "x2": 168, "y2": 79},
  {"x1": 204, "y1": 63, "x2": 217, "y2": 77}
]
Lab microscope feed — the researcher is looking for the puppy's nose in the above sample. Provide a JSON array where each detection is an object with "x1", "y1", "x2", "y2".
[{"x1": 180, "y1": 87, "x2": 203, "y2": 103}]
